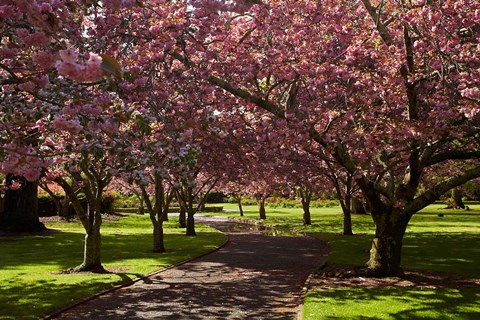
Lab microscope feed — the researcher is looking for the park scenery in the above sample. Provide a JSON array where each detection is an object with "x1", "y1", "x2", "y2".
[{"x1": 1, "y1": 0, "x2": 480, "y2": 319}]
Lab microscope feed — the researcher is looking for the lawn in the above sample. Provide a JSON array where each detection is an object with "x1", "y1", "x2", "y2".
[
  {"x1": 207, "y1": 202, "x2": 480, "y2": 319},
  {"x1": 0, "y1": 214, "x2": 226, "y2": 320}
]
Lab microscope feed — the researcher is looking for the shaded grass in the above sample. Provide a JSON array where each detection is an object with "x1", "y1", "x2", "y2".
[
  {"x1": 206, "y1": 203, "x2": 480, "y2": 319},
  {"x1": 0, "y1": 214, "x2": 226, "y2": 319}
]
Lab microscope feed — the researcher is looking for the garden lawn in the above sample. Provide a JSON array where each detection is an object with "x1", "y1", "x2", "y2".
[
  {"x1": 0, "y1": 214, "x2": 226, "y2": 320},
  {"x1": 207, "y1": 202, "x2": 480, "y2": 319}
]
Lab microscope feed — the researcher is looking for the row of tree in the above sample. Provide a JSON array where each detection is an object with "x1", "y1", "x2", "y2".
[{"x1": 1, "y1": 0, "x2": 479, "y2": 276}]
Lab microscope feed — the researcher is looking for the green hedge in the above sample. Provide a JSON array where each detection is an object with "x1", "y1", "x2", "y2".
[
  {"x1": 38, "y1": 195, "x2": 61, "y2": 217},
  {"x1": 37, "y1": 194, "x2": 116, "y2": 217}
]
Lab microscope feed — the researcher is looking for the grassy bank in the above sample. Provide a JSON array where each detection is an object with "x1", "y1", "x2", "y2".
[
  {"x1": 207, "y1": 203, "x2": 480, "y2": 319},
  {"x1": 0, "y1": 214, "x2": 226, "y2": 319}
]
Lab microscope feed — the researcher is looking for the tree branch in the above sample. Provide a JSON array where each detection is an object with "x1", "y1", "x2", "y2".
[
  {"x1": 406, "y1": 166, "x2": 480, "y2": 215},
  {"x1": 425, "y1": 150, "x2": 480, "y2": 166}
]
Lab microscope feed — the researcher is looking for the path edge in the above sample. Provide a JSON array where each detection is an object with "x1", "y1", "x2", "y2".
[{"x1": 42, "y1": 230, "x2": 230, "y2": 320}]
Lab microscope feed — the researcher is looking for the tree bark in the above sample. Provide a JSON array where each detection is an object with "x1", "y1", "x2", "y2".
[
  {"x1": 178, "y1": 204, "x2": 187, "y2": 228},
  {"x1": 343, "y1": 208, "x2": 353, "y2": 236},
  {"x1": 300, "y1": 187, "x2": 313, "y2": 225},
  {"x1": 366, "y1": 210, "x2": 409, "y2": 276},
  {"x1": 152, "y1": 220, "x2": 166, "y2": 253},
  {"x1": 54, "y1": 174, "x2": 107, "y2": 273},
  {"x1": 257, "y1": 196, "x2": 266, "y2": 219},
  {"x1": 75, "y1": 212, "x2": 104, "y2": 272},
  {"x1": 186, "y1": 210, "x2": 196, "y2": 236},
  {"x1": 351, "y1": 197, "x2": 367, "y2": 214},
  {"x1": 339, "y1": 195, "x2": 354, "y2": 235},
  {"x1": 450, "y1": 188, "x2": 465, "y2": 209},
  {"x1": 237, "y1": 196, "x2": 244, "y2": 217},
  {"x1": 0, "y1": 175, "x2": 45, "y2": 232},
  {"x1": 302, "y1": 203, "x2": 311, "y2": 225}
]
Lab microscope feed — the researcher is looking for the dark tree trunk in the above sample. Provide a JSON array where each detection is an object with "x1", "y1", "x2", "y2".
[
  {"x1": 302, "y1": 201, "x2": 311, "y2": 225},
  {"x1": 339, "y1": 195, "x2": 353, "y2": 235},
  {"x1": 351, "y1": 197, "x2": 367, "y2": 214},
  {"x1": 259, "y1": 205, "x2": 266, "y2": 220},
  {"x1": 0, "y1": 175, "x2": 45, "y2": 232},
  {"x1": 178, "y1": 204, "x2": 187, "y2": 228},
  {"x1": 343, "y1": 209, "x2": 353, "y2": 235},
  {"x1": 366, "y1": 209, "x2": 409, "y2": 276},
  {"x1": 152, "y1": 221, "x2": 165, "y2": 253},
  {"x1": 257, "y1": 197, "x2": 266, "y2": 220},
  {"x1": 161, "y1": 212, "x2": 169, "y2": 221},
  {"x1": 237, "y1": 196, "x2": 244, "y2": 217},
  {"x1": 186, "y1": 210, "x2": 196, "y2": 236}
]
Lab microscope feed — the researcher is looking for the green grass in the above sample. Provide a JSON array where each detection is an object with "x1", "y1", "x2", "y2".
[
  {"x1": 205, "y1": 203, "x2": 480, "y2": 319},
  {"x1": 303, "y1": 287, "x2": 480, "y2": 319},
  {"x1": 0, "y1": 214, "x2": 226, "y2": 319}
]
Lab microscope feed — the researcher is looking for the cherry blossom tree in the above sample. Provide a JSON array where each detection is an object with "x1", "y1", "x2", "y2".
[
  {"x1": 165, "y1": 0, "x2": 480, "y2": 276},
  {"x1": 0, "y1": 1, "x2": 124, "y2": 234}
]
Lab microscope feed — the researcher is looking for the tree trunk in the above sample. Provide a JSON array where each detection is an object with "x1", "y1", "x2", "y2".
[
  {"x1": 343, "y1": 209, "x2": 353, "y2": 235},
  {"x1": 161, "y1": 211, "x2": 169, "y2": 221},
  {"x1": 152, "y1": 220, "x2": 165, "y2": 253},
  {"x1": 75, "y1": 212, "x2": 104, "y2": 272},
  {"x1": 237, "y1": 197, "x2": 244, "y2": 217},
  {"x1": 339, "y1": 195, "x2": 353, "y2": 235},
  {"x1": 186, "y1": 210, "x2": 196, "y2": 236},
  {"x1": 0, "y1": 175, "x2": 45, "y2": 232},
  {"x1": 450, "y1": 188, "x2": 465, "y2": 209},
  {"x1": 258, "y1": 197, "x2": 266, "y2": 219},
  {"x1": 178, "y1": 204, "x2": 187, "y2": 228},
  {"x1": 366, "y1": 210, "x2": 408, "y2": 276},
  {"x1": 351, "y1": 197, "x2": 367, "y2": 214},
  {"x1": 302, "y1": 201, "x2": 311, "y2": 225}
]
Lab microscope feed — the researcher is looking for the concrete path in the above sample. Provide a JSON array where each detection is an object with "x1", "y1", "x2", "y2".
[{"x1": 51, "y1": 216, "x2": 328, "y2": 319}]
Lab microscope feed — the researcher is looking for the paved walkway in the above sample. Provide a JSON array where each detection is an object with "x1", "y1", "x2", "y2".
[{"x1": 51, "y1": 217, "x2": 329, "y2": 319}]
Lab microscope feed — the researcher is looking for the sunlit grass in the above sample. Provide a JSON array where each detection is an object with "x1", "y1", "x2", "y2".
[
  {"x1": 0, "y1": 214, "x2": 226, "y2": 319},
  {"x1": 303, "y1": 287, "x2": 480, "y2": 320}
]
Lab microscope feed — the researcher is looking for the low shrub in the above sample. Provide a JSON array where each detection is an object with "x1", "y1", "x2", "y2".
[
  {"x1": 204, "y1": 192, "x2": 225, "y2": 203},
  {"x1": 225, "y1": 196, "x2": 258, "y2": 206},
  {"x1": 101, "y1": 192, "x2": 116, "y2": 214},
  {"x1": 114, "y1": 193, "x2": 142, "y2": 208},
  {"x1": 38, "y1": 195, "x2": 61, "y2": 217},
  {"x1": 38, "y1": 193, "x2": 117, "y2": 217},
  {"x1": 225, "y1": 196, "x2": 339, "y2": 208},
  {"x1": 310, "y1": 199, "x2": 339, "y2": 208}
]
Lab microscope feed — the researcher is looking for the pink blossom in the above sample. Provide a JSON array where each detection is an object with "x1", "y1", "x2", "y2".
[{"x1": 18, "y1": 81, "x2": 36, "y2": 92}]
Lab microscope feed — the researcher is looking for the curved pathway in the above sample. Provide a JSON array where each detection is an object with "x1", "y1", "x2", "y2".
[{"x1": 51, "y1": 216, "x2": 329, "y2": 319}]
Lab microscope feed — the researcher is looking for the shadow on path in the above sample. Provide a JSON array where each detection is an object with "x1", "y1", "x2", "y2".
[{"x1": 52, "y1": 217, "x2": 329, "y2": 319}]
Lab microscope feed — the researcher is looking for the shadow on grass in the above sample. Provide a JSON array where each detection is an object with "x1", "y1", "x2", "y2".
[
  {"x1": 403, "y1": 232, "x2": 480, "y2": 278},
  {"x1": 0, "y1": 219, "x2": 225, "y2": 319},
  {"x1": 0, "y1": 272, "x2": 145, "y2": 320},
  {"x1": 304, "y1": 286, "x2": 480, "y2": 319},
  {"x1": 314, "y1": 230, "x2": 480, "y2": 278}
]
